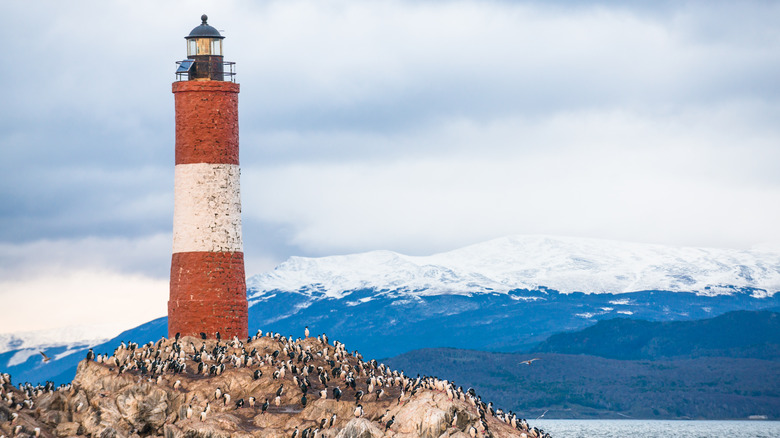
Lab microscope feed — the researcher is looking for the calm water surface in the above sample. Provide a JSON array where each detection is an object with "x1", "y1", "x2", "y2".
[{"x1": 532, "y1": 420, "x2": 780, "y2": 438}]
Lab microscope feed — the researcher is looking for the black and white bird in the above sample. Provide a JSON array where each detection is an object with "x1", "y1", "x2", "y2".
[
  {"x1": 378, "y1": 409, "x2": 390, "y2": 424},
  {"x1": 261, "y1": 398, "x2": 269, "y2": 414},
  {"x1": 86, "y1": 349, "x2": 95, "y2": 361},
  {"x1": 276, "y1": 384, "x2": 284, "y2": 397},
  {"x1": 385, "y1": 415, "x2": 395, "y2": 431},
  {"x1": 300, "y1": 394, "x2": 307, "y2": 408}
]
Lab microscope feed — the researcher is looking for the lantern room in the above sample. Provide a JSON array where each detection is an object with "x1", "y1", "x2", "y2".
[
  {"x1": 176, "y1": 15, "x2": 235, "y2": 82},
  {"x1": 186, "y1": 15, "x2": 224, "y2": 57}
]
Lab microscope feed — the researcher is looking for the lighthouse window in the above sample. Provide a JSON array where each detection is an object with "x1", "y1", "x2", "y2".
[
  {"x1": 197, "y1": 38, "x2": 211, "y2": 55},
  {"x1": 187, "y1": 39, "x2": 197, "y2": 56},
  {"x1": 211, "y1": 39, "x2": 222, "y2": 56}
]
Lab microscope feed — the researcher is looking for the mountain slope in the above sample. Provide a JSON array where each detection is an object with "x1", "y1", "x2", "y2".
[
  {"x1": 5, "y1": 235, "x2": 780, "y2": 386},
  {"x1": 533, "y1": 310, "x2": 780, "y2": 360},
  {"x1": 249, "y1": 235, "x2": 780, "y2": 297},
  {"x1": 382, "y1": 349, "x2": 780, "y2": 420}
]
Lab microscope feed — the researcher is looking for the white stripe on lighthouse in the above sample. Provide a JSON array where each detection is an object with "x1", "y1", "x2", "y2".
[{"x1": 173, "y1": 163, "x2": 243, "y2": 253}]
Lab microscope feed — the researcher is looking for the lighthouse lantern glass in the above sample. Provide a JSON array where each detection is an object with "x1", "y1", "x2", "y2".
[{"x1": 187, "y1": 37, "x2": 222, "y2": 57}]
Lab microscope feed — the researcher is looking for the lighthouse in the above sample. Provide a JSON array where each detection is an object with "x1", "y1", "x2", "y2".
[{"x1": 168, "y1": 15, "x2": 248, "y2": 339}]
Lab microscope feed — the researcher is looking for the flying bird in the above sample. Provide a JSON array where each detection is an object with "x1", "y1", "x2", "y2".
[
  {"x1": 39, "y1": 351, "x2": 51, "y2": 363},
  {"x1": 519, "y1": 358, "x2": 541, "y2": 365}
]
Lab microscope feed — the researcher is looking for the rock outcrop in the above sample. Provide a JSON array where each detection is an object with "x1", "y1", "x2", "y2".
[{"x1": 0, "y1": 333, "x2": 548, "y2": 437}]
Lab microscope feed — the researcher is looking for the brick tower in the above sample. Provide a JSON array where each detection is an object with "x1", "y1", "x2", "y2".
[{"x1": 168, "y1": 15, "x2": 248, "y2": 339}]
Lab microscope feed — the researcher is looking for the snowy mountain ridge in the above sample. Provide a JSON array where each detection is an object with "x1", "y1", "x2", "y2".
[
  {"x1": 0, "y1": 325, "x2": 116, "y2": 355},
  {"x1": 248, "y1": 235, "x2": 780, "y2": 299}
]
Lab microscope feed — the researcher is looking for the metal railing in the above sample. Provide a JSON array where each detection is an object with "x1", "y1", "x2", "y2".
[{"x1": 175, "y1": 60, "x2": 236, "y2": 82}]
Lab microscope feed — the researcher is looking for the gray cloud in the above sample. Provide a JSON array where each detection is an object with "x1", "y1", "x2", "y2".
[{"x1": 1, "y1": 0, "x2": 779, "y2": 279}]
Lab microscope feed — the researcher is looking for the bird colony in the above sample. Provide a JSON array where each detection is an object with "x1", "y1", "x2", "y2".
[{"x1": 0, "y1": 330, "x2": 550, "y2": 438}]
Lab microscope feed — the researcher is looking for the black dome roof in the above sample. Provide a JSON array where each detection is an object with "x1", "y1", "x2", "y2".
[{"x1": 186, "y1": 15, "x2": 224, "y2": 39}]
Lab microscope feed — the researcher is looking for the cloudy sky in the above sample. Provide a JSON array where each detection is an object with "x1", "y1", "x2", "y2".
[{"x1": 1, "y1": 0, "x2": 778, "y2": 339}]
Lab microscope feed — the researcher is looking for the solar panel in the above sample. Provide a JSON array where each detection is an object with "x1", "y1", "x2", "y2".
[{"x1": 176, "y1": 60, "x2": 195, "y2": 73}]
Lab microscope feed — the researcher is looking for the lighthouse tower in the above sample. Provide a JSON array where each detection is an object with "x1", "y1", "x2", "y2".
[{"x1": 168, "y1": 15, "x2": 248, "y2": 339}]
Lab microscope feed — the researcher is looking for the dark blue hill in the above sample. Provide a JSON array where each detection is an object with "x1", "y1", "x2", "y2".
[
  {"x1": 532, "y1": 310, "x2": 780, "y2": 360},
  {"x1": 382, "y1": 349, "x2": 780, "y2": 419}
]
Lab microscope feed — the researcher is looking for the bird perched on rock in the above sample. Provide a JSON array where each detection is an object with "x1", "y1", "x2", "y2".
[
  {"x1": 353, "y1": 404, "x2": 363, "y2": 418},
  {"x1": 378, "y1": 409, "x2": 390, "y2": 424},
  {"x1": 385, "y1": 416, "x2": 395, "y2": 431},
  {"x1": 300, "y1": 394, "x2": 307, "y2": 408},
  {"x1": 262, "y1": 398, "x2": 269, "y2": 414},
  {"x1": 86, "y1": 349, "x2": 95, "y2": 361},
  {"x1": 276, "y1": 384, "x2": 284, "y2": 397},
  {"x1": 304, "y1": 326, "x2": 310, "y2": 338},
  {"x1": 333, "y1": 386, "x2": 342, "y2": 401}
]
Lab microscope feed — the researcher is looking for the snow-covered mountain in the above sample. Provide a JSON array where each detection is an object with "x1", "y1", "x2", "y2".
[
  {"x1": 248, "y1": 235, "x2": 780, "y2": 298},
  {"x1": 6, "y1": 235, "x2": 780, "y2": 386},
  {"x1": 0, "y1": 325, "x2": 120, "y2": 355}
]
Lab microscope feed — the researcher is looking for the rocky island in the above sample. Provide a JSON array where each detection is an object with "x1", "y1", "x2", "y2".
[{"x1": 0, "y1": 331, "x2": 548, "y2": 438}]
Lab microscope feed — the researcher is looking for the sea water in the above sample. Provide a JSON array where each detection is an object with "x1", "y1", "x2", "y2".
[{"x1": 532, "y1": 419, "x2": 780, "y2": 438}]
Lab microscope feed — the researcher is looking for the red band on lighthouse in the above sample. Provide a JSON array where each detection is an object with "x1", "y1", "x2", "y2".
[
  {"x1": 169, "y1": 79, "x2": 248, "y2": 339},
  {"x1": 173, "y1": 81, "x2": 240, "y2": 165}
]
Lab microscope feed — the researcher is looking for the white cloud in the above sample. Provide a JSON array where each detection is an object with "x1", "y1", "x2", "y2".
[
  {"x1": 244, "y1": 103, "x2": 780, "y2": 255},
  {"x1": 0, "y1": 270, "x2": 167, "y2": 335}
]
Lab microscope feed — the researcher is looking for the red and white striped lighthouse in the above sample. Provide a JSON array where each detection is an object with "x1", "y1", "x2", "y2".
[{"x1": 168, "y1": 15, "x2": 248, "y2": 339}]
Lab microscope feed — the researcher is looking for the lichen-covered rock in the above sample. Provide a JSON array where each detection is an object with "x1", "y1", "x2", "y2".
[
  {"x1": 336, "y1": 418, "x2": 385, "y2": 438},
  {"x1": 55, "y1": 421, "x2": 80, "y2": 437}
]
